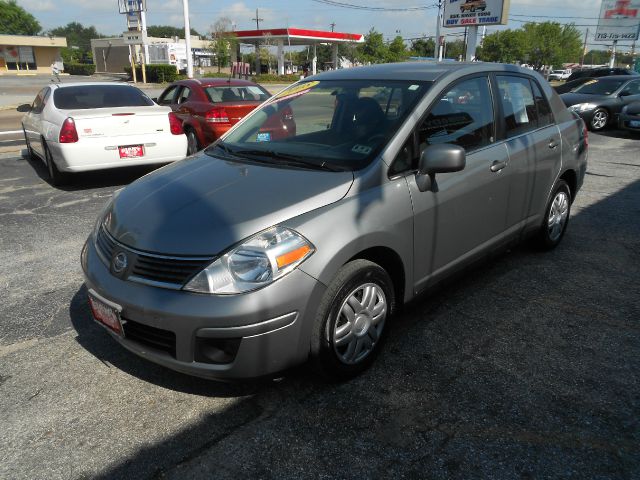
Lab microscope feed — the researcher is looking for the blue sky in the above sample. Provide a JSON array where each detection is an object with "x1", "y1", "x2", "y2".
[{"x1": 15, "y1": 0, "x2": 629, "y2": 50}]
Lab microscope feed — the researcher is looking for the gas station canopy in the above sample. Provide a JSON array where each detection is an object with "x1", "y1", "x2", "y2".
[{"x1": 231, "y1": 27, "x2": 364, "y2": 74}]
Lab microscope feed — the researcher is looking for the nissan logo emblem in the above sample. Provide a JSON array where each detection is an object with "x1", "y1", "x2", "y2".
[{"x1": 112, "y1": 252, "x2": 128, "y2": 274}]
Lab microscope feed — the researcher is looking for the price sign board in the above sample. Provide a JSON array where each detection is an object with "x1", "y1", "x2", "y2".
[
  {"x1": 123, "y1": 31, "x2": 148, "y2": 45},
  {"x1": 595, "y1": 0, "x2": 640, "y2": 42},
  {"x1": 443, "y1": 0, "x2": 510, "y2": 27}
]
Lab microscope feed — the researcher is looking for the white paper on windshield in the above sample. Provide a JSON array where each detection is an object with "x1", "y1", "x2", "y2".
[{"x1": 247, "y1": 86, "x2": 264, "y2": 96}]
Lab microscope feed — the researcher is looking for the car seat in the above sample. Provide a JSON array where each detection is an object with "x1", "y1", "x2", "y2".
[{"x1": 352, "y1": 97, "x2": 385, "y2": 139}]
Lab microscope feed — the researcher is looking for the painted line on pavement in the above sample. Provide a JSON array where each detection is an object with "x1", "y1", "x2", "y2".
[{"x1": 0, "y1": 130, "x2": 23, "y2": 135}]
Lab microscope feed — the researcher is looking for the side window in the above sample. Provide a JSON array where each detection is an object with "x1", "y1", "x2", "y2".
[
  {"x1": 497, "y1": 75, "x2": 538, "y2": 138},
  {"x1": 418, "y1": 76, "x2": 495, "y2": 153},
  {"x1": 624, "y1": 80, "x2": 640, "y2": 95},
  {"x1": 158, "y1": 86, "x2": 179, "y2": 105},
  {"x1": 531, "y1": 81, "x2": 554, "y2": 127},
  {"x1": 31, "y1": 88, "x2": 46, "y2": 114},
  {"x1": 177, "y1": 87, "x2": 191, "y2": 104}
]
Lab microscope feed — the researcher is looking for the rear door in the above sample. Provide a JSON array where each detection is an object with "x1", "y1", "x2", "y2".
[
  {"x1": 174, "y1": 85, "x2": 193, "y2": 122},
  {"x1": 496, "y1": 75, "x2": 561, "y2": 228},
  {"x1": 157, "y1": 85, "x2": 180, "y2": 110}
]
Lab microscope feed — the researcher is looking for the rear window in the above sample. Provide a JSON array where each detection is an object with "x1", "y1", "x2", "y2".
[
  {"x1": 53, "y1": 85, "x2": 154, "y2": 110},
  {"x1": 573, "y1": 78, "x2": 625, "y2": 95},
  {"x1": 205, "y1": 85, "x2": 270, "y2": 103}
]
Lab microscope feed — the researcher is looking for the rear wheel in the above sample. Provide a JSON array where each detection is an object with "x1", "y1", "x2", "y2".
[
  {"x1": 590, "y1": 108, "x2": 609, "y2": 131},
  {"x1": 186, "y1": 128, "x2": 199, "y2": 155},
  {"x1": 44, "y1": 142, "x2": 68, "y2": 186},
  {"x1": 534, "y1": 180, "x2": 571, "y2": 250},
  {"x1": 311, "y1": 259, "x2": 395, "y2": 381}
]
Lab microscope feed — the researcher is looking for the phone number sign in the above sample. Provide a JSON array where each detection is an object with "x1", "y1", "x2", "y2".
[
  {"x1": 595, "y1": 0, "x2": 640, "y2": 41},
  {"x1": 443, "y1": 0, "x2": 510, "y2": 27}
]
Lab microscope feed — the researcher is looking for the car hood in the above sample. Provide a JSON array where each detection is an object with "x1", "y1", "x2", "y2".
[
  {"x1": 560, "y1": 92, "x2": 609, "y2": 106},
  {"x1": 105, "y1": 154, "x2": 354, "y2": 256}
]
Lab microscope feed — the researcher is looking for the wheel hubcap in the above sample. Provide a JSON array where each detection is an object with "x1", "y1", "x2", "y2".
[
  {"x1": 593, "y1": 111, "x2": 607, "y2": 129},
  {"x1": 547, "y1": 191, "x2": 569, "y2": 242},
  {"x1": 332, "y1": 282, "x2": 387, "y2": 365}
]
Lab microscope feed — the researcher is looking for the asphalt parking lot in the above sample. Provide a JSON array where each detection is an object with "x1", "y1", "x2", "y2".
[{"x1": 1, "y1": 102, "x2": 639, "y2": 478}]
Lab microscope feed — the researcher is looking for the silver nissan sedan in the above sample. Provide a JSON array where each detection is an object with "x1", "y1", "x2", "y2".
[{"x1": 82, "y1": 62, "x2": 588, "y2": 381}]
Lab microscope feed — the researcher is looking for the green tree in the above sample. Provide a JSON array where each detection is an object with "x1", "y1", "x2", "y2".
[
  {"x1": 49, "y1": 22, "x2": 102, "y2": 63},
  {"x1": 410, "y1": 37, "x2": 436, "y2": 58},
  {"x1": 522, "y1": 22, "x2": 581, "y2": 68},
  {"x1": 387, "y1": 36, "x2": 408, "y2": 62},
  {"x1": 146, "y1": 25, "x2": 200, "y2": 39},
  {"x1": 478, "y1": 29, "x2": 526, "y2": 63},
  {"x1": 0, "y1": 0, "x2": 41, "y2": 35},
  {"x1": 445, "y1": 39, "x2": 465, "y2": 60},
  {"x1": 356, "y1": 28, "x2": 389, "y2": 64},
  {"x1": 210, "y1": 17, "x2": 237, "y2": 72}
]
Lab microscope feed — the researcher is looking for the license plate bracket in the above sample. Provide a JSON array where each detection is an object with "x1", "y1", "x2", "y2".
[
  {"x1": 88, "y1": 290, "x2": 124, "y2": 336},
  {"x1": 118, "y1": 145, "x2": 144, "y2": 158}
]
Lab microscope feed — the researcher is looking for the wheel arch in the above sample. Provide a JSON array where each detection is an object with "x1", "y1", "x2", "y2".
[
  {"x1": 559, "y1": 169, "x2": 577, "y2": 202},
  {"x1": 346, "y1": 246, "x2": 405, "y2": 309}
]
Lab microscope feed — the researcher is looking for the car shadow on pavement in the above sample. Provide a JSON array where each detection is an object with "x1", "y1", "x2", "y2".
[
  {"x1": 74, "y1": 180, "x2": 640, "y2": 479},
  {"x1": 22, "y1": 148, "x2": 164, "y2": 191},
  {"x1": 593, "y1": 129, "x2": 639, "y2": 140}
]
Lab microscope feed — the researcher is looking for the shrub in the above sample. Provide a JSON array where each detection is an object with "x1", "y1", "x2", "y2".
[
  {"x1": 64, "y1": 63, "x2": 96, "y2": 76},
  {"x1": 123, "y1": 64, "x2": 179, "y2": 83}
]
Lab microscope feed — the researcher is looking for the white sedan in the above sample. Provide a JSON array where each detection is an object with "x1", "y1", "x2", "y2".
[{"x1": 20, "y1": 82, "x2": 188, "y2": 185}]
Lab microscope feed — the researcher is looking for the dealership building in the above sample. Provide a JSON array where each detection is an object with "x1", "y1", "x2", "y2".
[{"x1": 0, "y1": 34, "x2": 66, "y2": 74}]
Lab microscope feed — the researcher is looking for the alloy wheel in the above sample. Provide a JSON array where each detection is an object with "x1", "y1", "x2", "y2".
[{"x1": 547, "y1": 190, "x2": 569, "y2": 242}]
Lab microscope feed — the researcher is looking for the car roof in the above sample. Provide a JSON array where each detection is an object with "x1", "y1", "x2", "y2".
[
  {"x1": 310, "y1": 62, "x2": 534, "y2": 82},
  {"x1": 49, "y1": 82, "x2": 141, "y2": 89},
  {"x1": 590, "y1": 75, "x2": 637, "y2": 80}
]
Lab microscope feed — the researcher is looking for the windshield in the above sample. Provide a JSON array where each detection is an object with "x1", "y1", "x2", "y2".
[
  {"x1": 573, "y1": 78, "x2": 625, "y2": 95},
  {"x1": 53, "y1": 85, "x2": 153, "y2": 109},
  {"x1": 207, "y1": 79, "x2": 430, "y2": 171},
  {"x1": 205, "y1": 85, "x2": 270, "y2": 103}
]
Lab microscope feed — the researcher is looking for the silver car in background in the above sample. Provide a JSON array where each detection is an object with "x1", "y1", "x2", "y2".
[{"x1": 82, "y1": 63, "x2": 588, "y2": 381}]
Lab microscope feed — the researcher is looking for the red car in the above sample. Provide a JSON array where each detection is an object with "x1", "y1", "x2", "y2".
[{"x1": 156, "y1": 79, "x2": 274, "y2": 154}]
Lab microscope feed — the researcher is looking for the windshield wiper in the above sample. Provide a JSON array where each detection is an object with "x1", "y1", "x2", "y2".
[{"x1": 232, "y1": 149, "x2": 344, "y2": 172}]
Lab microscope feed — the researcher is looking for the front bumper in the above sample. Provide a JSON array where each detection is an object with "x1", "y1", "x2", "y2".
[{"x1": 81, "y1": 237, "x2": 327, "y2": 380}]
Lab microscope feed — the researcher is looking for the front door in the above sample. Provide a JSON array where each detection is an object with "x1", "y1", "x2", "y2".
[{"x1": 406, "y1": 75, "x2": 512, "y2": 293}]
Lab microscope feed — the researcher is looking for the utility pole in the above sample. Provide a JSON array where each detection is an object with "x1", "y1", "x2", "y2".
[
  {"x1": 434, "y1": 0, "x2": 443, "y2": 60},
  {"x1": 252, "y1": 8, "x2": 263, "y2": 29},
  {"x1": 330, "y1": 22, "x2": 336, "y2": 32},
  {"x1": 182, "y1": 0, "x2": 193, "y2": 78},
  {"x1": 610, "y1": 39, "x2": 618, "y2": 67},
  {"x1": 580, "y1": 28, "x2": 589, "y2": 67}
]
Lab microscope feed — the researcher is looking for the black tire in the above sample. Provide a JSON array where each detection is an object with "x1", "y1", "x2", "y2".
[
  {"x1": 533, "y1": 180, "x2": 571, "y2": 250},
  {"x1": 44, "y1": 142, "x2": 68, "y2": 186},
  {"x1": 186, "y1": 128, "x2": 199, "y2": 155},
  {"x1": 590, "y1": 108, "x2": 609, "y2": 131},
  {"x1": 311, "y1": 259, "x2": 395, "y2": 381},
  {"x1": 22, "y1": 126, "x2": 34, "y2": 160}
]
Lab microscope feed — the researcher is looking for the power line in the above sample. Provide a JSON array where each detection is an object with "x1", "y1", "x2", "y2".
[
  {"x1": 510, "y1": 14, "x2": 600, "y2": 19},
  {"x1": 311, "y1": 0, "x2": 438, "y2": 12}
]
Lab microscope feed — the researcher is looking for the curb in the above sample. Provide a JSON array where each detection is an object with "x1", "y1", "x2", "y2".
[{"x1": 0, "y1": 105, "x2": 18, "y2": 112}]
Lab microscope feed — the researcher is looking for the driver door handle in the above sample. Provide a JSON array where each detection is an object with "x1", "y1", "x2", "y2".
[
  {"x1": 490, "y1": 160, "x2": 506, "y2": 172},
  {"x1": 549, "y1": 138, "x2": 559, "y2": 149}
]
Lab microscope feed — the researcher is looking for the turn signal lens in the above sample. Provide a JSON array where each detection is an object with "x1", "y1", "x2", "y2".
[
  {"x1": 59, "y1": 117, "x2": 78, "y2": 143},
  {"x1": 276, "y1": 245, "x2": 311, "y2": 269},
  {"x1": 205, "y1": 107, "x2": 229, "y2": 123},
  {"x1": 168, "y1": 112, "x2": 184, "y2": 135}
]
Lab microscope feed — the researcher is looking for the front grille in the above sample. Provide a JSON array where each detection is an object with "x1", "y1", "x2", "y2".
[
  {"x1": 95, "y1": 225, "x2": 213, "y2": 288},
  {"x1": 122, "y1": 318, "x2": 176, "y2": 358}
]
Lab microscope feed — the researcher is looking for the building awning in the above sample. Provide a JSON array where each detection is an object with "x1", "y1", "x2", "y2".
[{"x1": 0, "y1": 34, "x2": 66, "y2": 48}]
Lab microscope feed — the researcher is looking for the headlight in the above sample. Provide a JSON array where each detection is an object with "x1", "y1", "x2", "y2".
[
  {"x1": 184, "y1": 226, "x2": 315, "y2": 294},
  {"x1": 92, "y1": 189, "x2": 122, "y2": 238},
  {"x1": 569, "y1": 103, "x2": 598, "y2": 112}
]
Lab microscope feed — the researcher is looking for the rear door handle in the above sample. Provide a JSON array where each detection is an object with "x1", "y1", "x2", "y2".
[
  {"x1": 490, "y1": 160, "x2": 506, "y2": 172},
  {"x1": 549, "y1": 138, "x2": 559, "y2": 149}
]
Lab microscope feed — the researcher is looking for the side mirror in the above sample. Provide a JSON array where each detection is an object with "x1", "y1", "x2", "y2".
[
  {"x1": 416, "y1": 143, "x2": 466, "y2": 192},
  {"x1": 151, "y1": 97, "x2": 158, "y2": 103},
  {"x1": 17, "y1": 104, "x2": 32, "y2": 113}
]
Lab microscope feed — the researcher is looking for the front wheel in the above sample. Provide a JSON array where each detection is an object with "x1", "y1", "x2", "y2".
[
  {"x1": 311, "y1": 259, "x2": 395, "y2": 381},
  {"x1": 533, "y1": 180, "x2": 571, "y2": 250},
  {"x1": 590, "y1": 108, "x2": 609, "y2": 131}
]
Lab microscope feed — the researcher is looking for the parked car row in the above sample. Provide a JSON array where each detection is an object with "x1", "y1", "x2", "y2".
[{"x1": 19, "y1": 78, "x2": 273, "y2": 185}]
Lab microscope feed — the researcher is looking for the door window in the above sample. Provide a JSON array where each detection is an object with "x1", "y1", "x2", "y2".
[
  {"x1": 158, "y1": 85, "x2": 179, "y2": 105},
  {"x1": 531, "y1": 81, "x2": 554, "y2": 127},
  {"x1": 497, "y1": 75, "x2": 539, "y2": 138},
  {"x1": 622, "y1": 80, "x2": 640, "y2": 96},
  {"x1": 31, "y1": 88, "x2": 49, "y2": 114},
  {"x1": 177, "y1": 87, "x2": 191, "y2": 104}
]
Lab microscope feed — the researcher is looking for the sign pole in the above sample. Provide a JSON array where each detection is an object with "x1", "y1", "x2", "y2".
[
  {"x1": 580, "y1": 28, "x2": 589, "y2": 67},
  {"x1": 129, "y1": 45, "x2": 137, "y2": 83},
  {"x1": 434, "y1": 0, "x2": 442, "y2": 60},
  {"x1": 183, "y1": 0, "x2": 193, "y2": 78},
  {"x1": 610, "y1": 39, "x2": 617, "y2": 67},
  {"x1": 465, "y1": 25, "x2": 478, "y2": 61}
]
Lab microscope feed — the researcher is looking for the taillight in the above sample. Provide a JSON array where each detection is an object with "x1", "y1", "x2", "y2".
[
  {"x1": 168, "y1": 112, "x2": 183, "y2": 135},
  {"x1": 205, "y1": 107, "x2": 229, "y2": 123},
  {"x1": 59, "y1": 117, "x2": 78, "y2": 143}
]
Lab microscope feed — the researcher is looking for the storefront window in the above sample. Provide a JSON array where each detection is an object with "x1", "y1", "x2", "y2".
[{"x1": 0, "y1": 46, "x2": 37, "y2": 70}]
